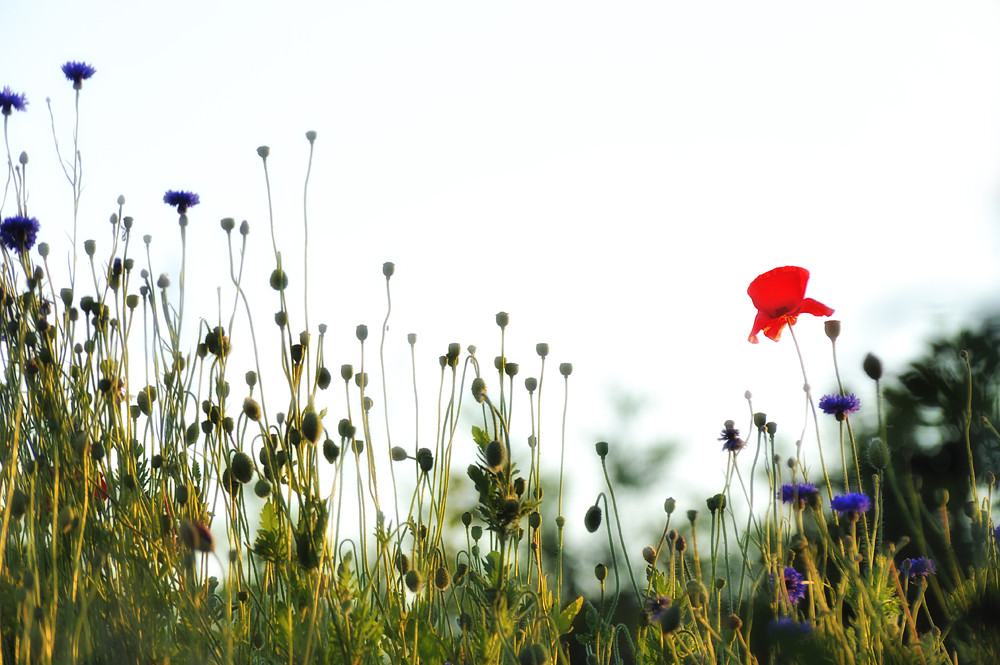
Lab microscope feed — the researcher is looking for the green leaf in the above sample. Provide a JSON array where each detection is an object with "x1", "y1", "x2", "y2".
[
  {"x1": 472, "y1": 425, "x2": 491, "y2": 448},
  {"x1": 557, "y1": 596, "x2": 584, "y2": 634}
]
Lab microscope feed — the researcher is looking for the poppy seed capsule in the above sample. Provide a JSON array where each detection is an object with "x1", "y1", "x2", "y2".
[
  {"x1": 753, "y1": 413, "x2": 767, "y2": 429},
  {"x1": 301, "y1": 411, "x2": 322, "y2": 444},
  {"x1": 525, "y1": 377, "x2": 538, "y2": 392},
  {"x1": 664, "y1": 497, "x2": 676, "y2": 514},
  {"x1": 382, "y1": 261, "x2": 394, "y2": 278},
  {"x1": 340, "y1": 364, "x2": 353, "y2": 381},
  {"x1": 485, "y1": 439, "x2": 506, "y2": 472},
  {"x1": 559, "y1": 363, "x2": 572, "y2": 377},
  {"x1": 594, "y1": 563, "x2": 608, "y2": 582},
  {"x1": 536, "y1": 343, "x2": 549, "y2": 358},
  {"x1": 825, "y1": 320, "x2": 841, "y2": 341},
  {"x1": 274, "y1": 311, "x2": 287, "y2": 327},
  {"x1": 496, "y1": 311, "x2": 509, "y2": 328},
  {"x1": 595, "y1": 441, "x2": 609, "y2": 458},
  {"x1": 220, "y1": 217, "x2": 235, "y2": 232},
  {"x1": 585, "y1": 505, "x2": 602, "y2": 533},
  {"x1": 529, "y1": 512, "x2": 541, "y2": 529},
  {"x1": 687, "y1": 510, "x2": 698, "y2": 524},
  {"x1": 356, "y1": 325, "x2": 368, "y2": 342},
  {"x1": 407, "y1": 333, "x2": 416, "y2": 345},
  {"x1": 505, "y1": 362, "x2": 519, "y2": 378},
  {"x1": 269, "y1": 269, "x2": 288, "y2": 290},
  {"x1": 175, "y1": 484, "x2": 189, "y2": 506},
  {"x1": 390, "y1": 447, "x2": 408, "y2": 462}
]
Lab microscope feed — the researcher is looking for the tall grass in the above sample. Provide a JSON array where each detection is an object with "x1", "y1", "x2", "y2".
[{"x1": 0, "y1": 65, "x2": 997, "y2": 665}]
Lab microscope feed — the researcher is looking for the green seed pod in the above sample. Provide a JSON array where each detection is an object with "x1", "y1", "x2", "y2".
[
  {"x1": 470, "y1": 526, "x2": 483, "y2": 541},
  {"x1": 664, "y1": 497, "x2": 676, "y2": 514},
  {"x1": 404, "y1": 570, "x2": 423, "y2": 593},
  {"x1": 231, "y1": 452, "x2": 254, "y2": 483},
  {"x1": 395, "y1": 553, "x2": 410, "y2": 575},
  {"x1": 462, "y1": 511, "x2": 473, "y2": 526},
  {"x1": 825, "y1": 320, "x2": 841, "y2": 341},
  {"x1": 594, "y1": 563, "x2": 608, "y2": 582},
  {"x1": 595, "y1": 441, "x2": 609, "y2": 458},
  {"x1": 390, "y1": 447, "x2": 408, "y2": 462},
  {"x1": 175, "y1": 484, "x2": 189, "y2": 506},
  {"x1": 434, "y1": 566, "x2": 451, "y2": 591},
  {"x1": 301, "y1": 411, "x2": 322, "y2": 445},
  {"x1": 268, "y1": 268, "x2": 288, "y2": 291},
  {"x1": 91, "y1": 441, "x2": 105, "y2": 462},
  {"x1": 559, "y1": 362, "x2": 572, "y2": 377},
  {"x1": 687, "y1": 509, "x2": 698, "y2": 524},
  {"x1": 485, "y1": 439, "x2": 506, "y2": 473},
  {"x1": 584, "y1": 505, "x2": 602, "y2": 533},
  {"x1": 525, "y1": 377, "x2": 537, "y2": 392},
  {"x1": 505, "y1": 362, "x2": 519, "y2": 378},
  {"x1": 356, "y1": 324, "x2": 368, "y2": 342},
  {"x1": 254, "y1": 478, "x2": 271, "y2": 498},
  {"x1": 642, "y1": 546, "x2": 656, "y2": 565},
  {"x1": 535, "y1": 343, "x2": 549, "y2": 358},
  {"x1": 753, "y1": 412, "x2": 767, "y2": 429}
]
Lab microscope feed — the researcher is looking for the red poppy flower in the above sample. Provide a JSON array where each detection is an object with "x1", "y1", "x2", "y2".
[{"x1": 747, "y1": 266, "x2": 833, "y2": 343}]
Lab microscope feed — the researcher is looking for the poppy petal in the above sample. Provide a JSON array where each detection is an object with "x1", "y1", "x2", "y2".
[
  {"x1": 797, "y1": 297, "x2": 834, "y2": 318},
  {"x1": 747, "y1": 266, "x2": 809, "y2": 318}
]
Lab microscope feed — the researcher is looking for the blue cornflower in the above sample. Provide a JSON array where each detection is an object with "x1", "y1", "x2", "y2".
[
  {"x1": 62, "y1": 61, "x2": 96, "y2": 89},
  {"x1": 903, "y1": 557, "x2": 936, "y2": 579},
  {"x1": 994, "y1": 525, "x2": 1000, "y2": 543},
  {"x1": 781, "y1": 483, "x2": 819, "y2": 509},
  {"x1": 0, "y1": 216, "x2": 40, "y2": 252},
  {"x1": 775, "y1": 566, "x2": 807, "y2": 605},
  {"x1": 830, "y1": 492, "x2": 871, "y2": 516},
  {"x1": 0, "y1": 87, "x2": 28, "y2": 116},
  {"x1": 646, "y1": 595, "x2": 671, "y2": 622},
  {"x1": 818, "y1": 393, "x2": 861, "y2": 421},
  {"x1": 163, "y1": 190, "x2": 200, "y2": 213},
  {"x1": 718, "y1": 420, "x2": 744, "y2": 452},
  {"x1": 769, "y1": 616, "x2": 812, "y2": 636}
]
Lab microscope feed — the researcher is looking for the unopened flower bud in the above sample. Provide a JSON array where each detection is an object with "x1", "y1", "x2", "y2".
[
  {"x1": 642, "y1": 546, "x2": 656, "y2": 565},
  {"x1": 584, "y1": 505, "x2": 602, "y2": 533},
  {"x1": 471, "y1": 377, "x2": 487, "y2": 403},
  {"x1": 863, "y1": 353, "x2": 883, "y2": 381},
  {"x1": 866, "y1": 437, "x2": 889, "y2": 470},
  {"x1": 594, "y1": 563, "x2": 608, "y2": 582}
]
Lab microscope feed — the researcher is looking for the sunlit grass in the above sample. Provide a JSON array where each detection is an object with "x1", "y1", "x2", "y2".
[{"x1": 0, "y1": 63, "x2": 997, "y2": 665}]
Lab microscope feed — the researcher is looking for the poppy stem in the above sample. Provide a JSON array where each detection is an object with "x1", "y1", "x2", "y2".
[{"x1": 787, "y1": 326, "x2": 835, "y2": 504}]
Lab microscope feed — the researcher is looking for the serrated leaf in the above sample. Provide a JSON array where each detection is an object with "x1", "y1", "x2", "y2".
[
  {"x1": 259, "y1": 499, "x2": 278, "y2": 532},
  {"x1": 557, "y1": 596, "x2": 584, "y2": 634}
]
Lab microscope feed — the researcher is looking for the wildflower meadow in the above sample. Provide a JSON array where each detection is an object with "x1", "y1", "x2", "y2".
[{"x1": 2, "y1": 63, "x2": 999, "y2": 665}]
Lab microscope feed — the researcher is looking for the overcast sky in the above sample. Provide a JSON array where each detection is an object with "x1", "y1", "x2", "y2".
[{"x1": 3, "y1": 1, "x2": 1000, "y2": 526}]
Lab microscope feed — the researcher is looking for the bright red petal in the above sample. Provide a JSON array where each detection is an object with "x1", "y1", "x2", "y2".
[
  {"x1": 797, "y1": 297, "x2": 834, "y2": 318},
  {"x1": 747, "y1": 266, "x2": 809, "y2": 318}
]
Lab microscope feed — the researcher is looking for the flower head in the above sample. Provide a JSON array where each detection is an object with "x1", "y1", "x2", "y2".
[
  {"x1": 646, "y1": 595, "x2": 671, "y2": 622},
  {"x1": 776, "y1": 566, "x2": 807, "y2": 605},
  {"x1": 61, "y1": 61, "x2": 96, "y2": 89},
  {"x1": 718, "y1": 421, "x2": 744, "y2": 453},
  {"x1": 747, "y1": 266, "x2": 834, "y2": 343},
  {"x1": 0, "y1": 87, "x2": 28, "y2": 116},
  {"x1": 0, "y1": 216, "x2": 40, "y2": 252},
  {"x1": 769, "y1": 616, "x2": 812, "y2": 636},
  {"x1": 163, "y1": 190, "x2": 200, "y2": 213},
  {"x1": 781, "y1": 482, "x2": 819, "y2": 508},
  {"x1": 819, "y1": 393, "x2": 861, "y2": 421},
  {"x1": 903, "y1": 557, "x2": 936, "y2": 579},
  {"x1": 830, "y1": 492, "x2": 871, "y2": 515}
]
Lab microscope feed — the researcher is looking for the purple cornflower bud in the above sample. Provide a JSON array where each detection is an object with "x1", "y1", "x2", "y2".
[
  {"x1": 718, "y1": 420, "x2": 744, "y2": 452},
  {"x1": 903, "y1": 557, "x2": 936, "y2": 579}
]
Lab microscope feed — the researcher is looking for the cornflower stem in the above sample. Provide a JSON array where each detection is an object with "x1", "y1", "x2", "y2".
[
  {"x1": 379, "y1": 274, "x2": 401, "y2": 530},
  {"x1": 961, "y1": 352, "x2": 980, "y2": 524}
]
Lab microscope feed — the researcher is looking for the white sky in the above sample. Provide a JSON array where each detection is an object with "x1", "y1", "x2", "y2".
[{"x1": 3, "y1": 2, "x2": 1000, "y2": 536}]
